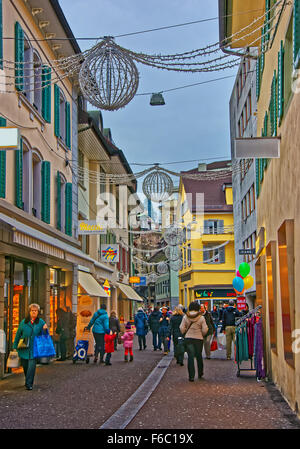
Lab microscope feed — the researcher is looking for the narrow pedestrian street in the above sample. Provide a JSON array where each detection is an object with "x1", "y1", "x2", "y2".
[{"x1": 0, "y1": 334, "x2": 299, "y2": 430}]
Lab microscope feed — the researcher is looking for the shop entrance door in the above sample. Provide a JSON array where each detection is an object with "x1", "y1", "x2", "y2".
[{"x1": 4, "y1": 258, "x2": 34, "y2": 371}]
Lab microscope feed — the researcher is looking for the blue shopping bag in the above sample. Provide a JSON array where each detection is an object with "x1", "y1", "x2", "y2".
[{"x1": 33, "y1": 329, "x2": 56, "y2": 359}]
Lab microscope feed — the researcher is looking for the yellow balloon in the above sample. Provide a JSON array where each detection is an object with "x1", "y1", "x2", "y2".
[{"x1": 244, "y1": 275, "x2": 254, "y2": 290}]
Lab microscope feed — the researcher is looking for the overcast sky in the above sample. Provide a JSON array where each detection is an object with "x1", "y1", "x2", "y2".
[{"x1": 59, "y1": 0, "x2": 237, "y2": 182}]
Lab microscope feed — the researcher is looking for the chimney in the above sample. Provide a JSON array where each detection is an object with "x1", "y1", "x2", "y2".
[{"x1": 198, "y1": 163, "x2": 207, "y2": 172}]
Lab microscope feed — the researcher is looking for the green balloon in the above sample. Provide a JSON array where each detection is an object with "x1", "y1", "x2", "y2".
[{"x1": 238, "y1": 262, "x2": 250, "y2": 278}]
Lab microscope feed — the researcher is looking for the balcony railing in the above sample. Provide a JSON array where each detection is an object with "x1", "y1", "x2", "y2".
[{"x1": 200, "y1": 225, "x2": 234, "y2": 235}]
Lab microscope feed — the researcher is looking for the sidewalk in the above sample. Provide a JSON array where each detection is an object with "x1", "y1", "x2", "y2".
[
  {"x1": 0, "y1": 334, "x2": 163, "y2": 429},
  {"x1": 127, "y1": 348, "x2": 300, "y2": 430}
]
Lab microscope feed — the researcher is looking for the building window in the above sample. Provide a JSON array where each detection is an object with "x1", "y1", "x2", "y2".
[
  {"x1": 203, "y1": 245, "x2": 225, "y2": 264},
  {"x1": 33, "y1": 51, "x2": 42, "y2": 114},
  {"x1": 78, "y1": 149, "x2": 85, "y2": 187},
  {"x1": 266, "y1": 241, "x2": 277, "y2": 354},
  {"x1": 23, "y1": 34, "x2": 32, "y2": 100},
  {"x1": 32, "y1": 151, "x2": 42, "y2": 218},
  {"x1": 187, "y1": 244, "x2": 192, "y2": 267},
  {"x1": 59, "y1": 90, "x2": 66, "y2": 143}
]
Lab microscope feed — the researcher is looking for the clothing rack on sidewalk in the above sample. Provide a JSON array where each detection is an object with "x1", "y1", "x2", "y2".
[{"x1": 235, "y1": 306, "x2": 263, "y2": 378}]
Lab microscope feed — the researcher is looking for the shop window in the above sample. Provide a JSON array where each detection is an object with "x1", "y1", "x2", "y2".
[
  {"x1": 266, "y1": 241, "x2": 278, "y2": 354},
  {"x1": 278, "y1": 220, "x2": 295, "y2": 368}
]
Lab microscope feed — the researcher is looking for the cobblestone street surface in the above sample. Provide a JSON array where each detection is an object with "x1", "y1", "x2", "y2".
[
  {"x1": 0, "y1": 335, "x2": 163, "y2": 429},
  {"x1": 1, "y1": 337, "x2": 300, "y2": 430},
  {"x1": 128, "y1": 350, "x2": 300, "y2": 430}
]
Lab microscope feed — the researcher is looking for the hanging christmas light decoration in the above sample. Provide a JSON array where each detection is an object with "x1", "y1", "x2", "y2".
[
  {"x1": 157, "y1": 261, "x2": 169, "y2": 274},
  {"x1": 169, "y1": 259, "x2": 183, "y2": 271},
  {"x1": 79, "y1": 37, "x2": 139, "y2": 110},
  {"x1": 165, "y1": 245, "x2": 181, "y2": 262},
  {"x1": 147, "y1": 272, "x2": 158, "y2": 284},
  {"x1": 163, "y1": 225, "x2": 184, "y2": 246},
  {"x1": 142, "y1": 166, "x2": 174, "y2": 203}
]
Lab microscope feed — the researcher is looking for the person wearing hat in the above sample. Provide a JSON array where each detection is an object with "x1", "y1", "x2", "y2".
[
  {"x1": 121, "y1": 322, "x2": 134, "y2": 362},
  {"x1": 221, "y1": 299, "x2": 241, "y2": 360},
  {"x1": 134, "y1": 307, "x2": 148, "y2": 351},
  {"x1": 84, "y1": 303, "x2": 110, "y2": 364}
]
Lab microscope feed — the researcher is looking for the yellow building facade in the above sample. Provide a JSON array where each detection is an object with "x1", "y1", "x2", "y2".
[
  {"x1": 220, "y1": 0, "x2": 300, "y2": 418},
  {"x1": 178, "y1": 162, "x2": 236, "y2": 311}
]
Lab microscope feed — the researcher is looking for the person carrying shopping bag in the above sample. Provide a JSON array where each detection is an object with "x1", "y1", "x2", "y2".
[
  {"x1": 180, "y1": 301, "x2": 208, "y2": 382},
  {"x1": 13, "y1": 303, "x2": 47, "y2": 390}
]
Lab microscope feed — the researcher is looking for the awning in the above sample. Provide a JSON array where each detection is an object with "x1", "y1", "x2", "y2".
[
  {"x1": 78, "y1": 271, "x2": 108, "y2": 297},
  {"x1": 117, "y1": 282, "x2": 144, "y2": 302}
]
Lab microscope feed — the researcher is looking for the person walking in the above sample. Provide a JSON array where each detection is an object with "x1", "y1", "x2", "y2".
[
  {"x1": 84, "y1": 303, "x2": 110, "y2": 364},
  {"x1": 109, "y1": 311, "x2": 121, "y2": 350},
  {"x1": 104, "y1": 330, "x2": 117, "y2": 366},
  {"x1": 169, "y1": 305, "x2": 184, "y2": 366},
  {"x1": 211, "y1": 305, "x2": 219, "y2": 335},
  {"x1": 159, "y1": 306, "x2": 171, "y2": 355},
  {"x1": 13, "y1": 303, "x2": 47, "y2": 390},
  {"x1": 180, "y1": 301, "x2": 208, "y2": 382},
  {"x1": 121, "y1": 322, "x2": 134, "y2": 362},
  {"x1": 55, "y1": 308, "x2": 69, "y2": 361},
  {"x1": 201, "y1": 304, "x2": 215, "y2": 359},
  {"x1": 134, "y1": 307, "x2": 148, "y2": 350},
  {"x1": 148, "y1": 306, "x2": 161, "y2": 351},
  {"x1": 221, "y1": 299, "x2": 242, "y2": 360}
]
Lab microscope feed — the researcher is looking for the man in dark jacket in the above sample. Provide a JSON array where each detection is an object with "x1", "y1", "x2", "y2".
[
  {"x1": 221, "y1": 300, "x2": 241, "y2": 360},
  {"x1": 148, "y1": 306, "x2": 161, "y2": 351}
]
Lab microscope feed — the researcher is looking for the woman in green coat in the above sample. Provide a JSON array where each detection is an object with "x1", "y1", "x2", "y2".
[{"x1": 13, "y1": 303, "x2": 47, "y2": 390}]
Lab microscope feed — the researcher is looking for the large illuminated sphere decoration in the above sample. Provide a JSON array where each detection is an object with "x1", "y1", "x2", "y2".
[
  {"x1": 157, "y1": 262, "x2": 169, "y2": 275},
  {"x1": 165, "y1": 245, "x2": 181, "y2": 261},
  {"x1": 79, "y1": 38, "x2": 139, "y2": 111},
  {"x1": 163, "y1": 226, "x2": 184, "y2": 246},
  {"x1": 143, "y1": 168, "x2": 174, "y2": 203}
]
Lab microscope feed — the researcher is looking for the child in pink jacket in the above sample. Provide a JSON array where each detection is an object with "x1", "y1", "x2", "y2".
[{"x1": 121, "y1": 322, "x2": 134, "y2": 362}]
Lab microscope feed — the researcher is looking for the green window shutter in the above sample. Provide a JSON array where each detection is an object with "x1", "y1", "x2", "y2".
[
  {"x1": 56, "y1": 171, "x2": 61, "y2": 231},
  {"x1": 256, "y1": 56, "x2": 261, "y2": 99},
  {"x1": 277, "y1": 41, "x2": 284, "y2": 124},
  {"x1": 41, "y1": 161, "x2": 51, "y2": 224},
  {"x1": 255, "y1": 159, "x2": 260, "y2": 198},
  {"x1": 65, "y1": 182, "x2": 72, "y2": 236},
  {"x1": 272, "y1": 71, "x2": 277, "y2": 136},
  {"x1": 0, "y1": 0, "x2": 3, "y2": 70},
  {"x1": 42, "y1": 65, "x2": 51, "y2": 123},
  {"x1": 0, "y1": 117, "x2": 6, "y2": 198},
  {"x1": 264, "y1": 112, "x2": 268, "y2": 137},
  {"x1": 266, "y1": 0, "x2": 271, "y2": 42},
  {"x1": 65, "y1": 101, "x2": 71, "y2": 148},
  {"x1": 261, "y1": 24, "x2": 265, "y2": 75},
  {"x1": 15, "y1": 22, "x2": 24, "y2": 92},
  {"x1": 54, "y1": 84, "x2": 60, "y2": 137},
  {"x1": 259, "y1": 158, "x2": 264, "y2": 183},
  {"x1": 15, "y1": 138, "x2": 23, "y2": 209},
  {"x1": 294, "y1": 0, "x2": 300, "y2": 67}
]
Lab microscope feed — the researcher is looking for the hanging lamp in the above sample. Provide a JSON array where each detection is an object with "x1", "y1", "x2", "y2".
[{"x1": 150, "y1": 93, "x2": 165, "y2": 106}]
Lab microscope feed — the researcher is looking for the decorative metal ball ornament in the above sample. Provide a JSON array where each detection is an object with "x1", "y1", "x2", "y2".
[
  {"x1": 165, "y1": 246, "x2": 181, "y2": 262},
  {"x1": 169, "y1": 259, "x2": 183, "y2": 271},
  {"x1": 142, "y1": 167, "x2": 174, "y2": 203},
  {"x1": 157, "y1": 262, "x2": 169, "y2": 275},
  {"x1": 147, "y1": 272, "x2": 158, "y2": 284},
  {"x1": 79, "y1": 37, "x2": 139, "y2": 111},
  {"x1": 163, "y1": 226, "x2": 184, "y2": 246}
]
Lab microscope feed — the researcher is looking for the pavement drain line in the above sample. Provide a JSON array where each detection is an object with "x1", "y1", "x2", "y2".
[{"x1": 100, "y1": 355, "x2": 173, "y2": 429}]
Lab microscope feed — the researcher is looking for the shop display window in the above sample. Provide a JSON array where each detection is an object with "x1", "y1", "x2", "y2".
[
  {"x1": 266, "y1": 242, "x2": 277, "y2": 354},
  {"x1": 278, "y1": 220, "x2": 295, "y2": 368}
]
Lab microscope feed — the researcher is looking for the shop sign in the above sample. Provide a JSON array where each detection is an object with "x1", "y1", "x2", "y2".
[
  {"x1": 103, "y1": 279, "x2": 111, "y2": 297},
  {"x1": 101, "y1": 244, "x2": 119, "y2": 263},
  {"x1": 195, "y1": 289, "x2": 236, "y2": 299},
  {"x1": 129, "y1": 276, "x2": 140, "y2": 284},
  {"x1": 237, "y1": 297, "x2": 247, "y2": 311},
  {"x1": 239, "y1": 248, "x2": 255, "y2": 255},
  {"x1": 0, "y1": 127, "x2": 20, "y2": 150},
  {"x1": 78, "y1": 220, "x2": 106, "y2": 235}
]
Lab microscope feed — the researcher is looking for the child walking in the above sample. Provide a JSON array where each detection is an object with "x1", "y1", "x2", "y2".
[
  {"x1": 104, "y1": 330, "x2": 117, "y2": 366},
  {"x1": 121, "y1": 322, "x2": 134, "y2": 362}
]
